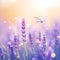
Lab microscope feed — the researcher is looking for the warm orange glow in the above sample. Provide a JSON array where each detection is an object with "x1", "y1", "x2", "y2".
[{"x1": 0, "y1": 0, "x2": 60, "y2": 27}]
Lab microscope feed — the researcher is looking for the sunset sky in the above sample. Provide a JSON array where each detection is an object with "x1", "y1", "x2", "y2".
[{"x1": 0, "y1": 0, "x2": 60, "y2": 27}]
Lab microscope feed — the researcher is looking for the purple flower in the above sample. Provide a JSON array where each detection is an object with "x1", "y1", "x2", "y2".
[{"x1": 21, "y1": 18, "x2": 26, "y2": 42}]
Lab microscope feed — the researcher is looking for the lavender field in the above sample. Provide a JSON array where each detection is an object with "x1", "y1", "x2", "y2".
[{"x1": 0, "y1": 17, "x2": 60, "y2": 60}]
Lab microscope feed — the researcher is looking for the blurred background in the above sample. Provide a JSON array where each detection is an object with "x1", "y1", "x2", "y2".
[{"x1": 0, "y1": 0, "x2": 60, "y2": 60}]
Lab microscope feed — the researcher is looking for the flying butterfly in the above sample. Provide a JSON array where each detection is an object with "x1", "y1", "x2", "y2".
[{"x1": 34, "y1": 16, "x2": 47, "y2": 23}]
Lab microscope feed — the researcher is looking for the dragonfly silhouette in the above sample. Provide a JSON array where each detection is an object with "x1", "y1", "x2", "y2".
[{"x1": 34, "y1": 16, "x2": 46, "y2": 23}]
